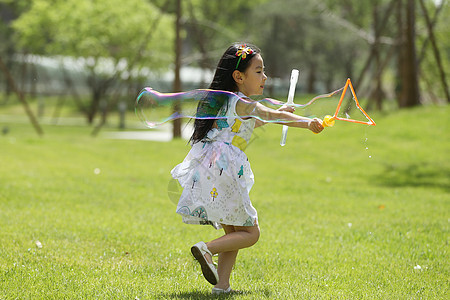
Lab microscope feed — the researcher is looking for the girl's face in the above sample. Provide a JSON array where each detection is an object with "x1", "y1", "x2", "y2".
[{"x1": 238, "y1": 54, "x2": 267, "y2": 97}]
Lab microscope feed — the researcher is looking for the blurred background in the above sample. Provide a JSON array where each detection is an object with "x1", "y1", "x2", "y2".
[{"x1": 0, "y1": 0, "x2": 448, "y2": 137}]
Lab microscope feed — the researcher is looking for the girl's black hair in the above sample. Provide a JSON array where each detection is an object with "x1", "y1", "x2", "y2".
[{"x1": 190, "y1": 43, "x2": 260, "y2": 144}]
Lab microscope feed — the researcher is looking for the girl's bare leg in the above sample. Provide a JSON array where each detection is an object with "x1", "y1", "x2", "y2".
[
  {"x1": 206, "y1": 224, "x2": 260, "y2": 254},
  {"x1": 214, "y1": 225, "x2": 239, "y2": 289},
  {"x1": 205, "y1": 224, "x2": 260, "y2": 289}
]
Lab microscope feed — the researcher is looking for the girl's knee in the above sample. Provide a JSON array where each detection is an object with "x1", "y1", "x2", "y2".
[
  {"x1": 249, "y1": 226, "x2": 260, "y2": 245},
  {"x1": 237, "y1": 225, "x2": 260, "y2": 246}
]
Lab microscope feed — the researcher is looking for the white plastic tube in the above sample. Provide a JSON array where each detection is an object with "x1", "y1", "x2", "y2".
[{"x1": 280, "y1": 69, "x2": 299, "y2": 146}]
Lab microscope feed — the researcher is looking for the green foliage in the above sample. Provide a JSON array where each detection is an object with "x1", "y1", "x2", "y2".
[
  {"x1": 0, "y1": 0, "x2": 28, "y2": 54},
  {"x1": 179, "y1": 0, "x2": 269, "y2": 69},
  {"x1": 0, "y1": 104, "x2": 448, "y2": 298},
  {"x1": 251, "y1": 0, "x2": 368, "y2": 88},
  {"x1": 10, "y1": 0, "x2": 175, "y2": 124},
  {"x1": 12, "y1": 0, "x2": 174, "y2": 70},
  {"x1": 3, "y1": 0, "x2": 448, "y2": 107},
  {"x1": 324, "y1": 0, "x2": 378, "y2": 28},
  {"x1": 0, "y1": 0, "x2": 33, "y2": 14}
]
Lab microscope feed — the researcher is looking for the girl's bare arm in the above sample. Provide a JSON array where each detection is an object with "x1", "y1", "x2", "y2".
[{"x1": 237, "y1": 100, "x2": 324, "y2": 133}]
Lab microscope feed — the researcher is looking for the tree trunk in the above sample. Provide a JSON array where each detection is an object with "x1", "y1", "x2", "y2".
[
  {"x1": 0, "y1": 57, "x2": 44, "y2": 136},
  {"x1": 306, "y1": 63, "x2": 316, "y2": 94},
  {"x1": 172, "y1": 0, "x2": 182, "y2": 139},
  {"x1": 372, "y1": 2, "x2": 383, "y2": 110},
  {"x1": 398, "y1": 0, "x2": 420, "y2": 107},
  {"x1": 87, "y1": 85, "x2": 102, "y2": 124},
  {"x1": 187, "y1": 1, "x2": 209, "y2": 88}
]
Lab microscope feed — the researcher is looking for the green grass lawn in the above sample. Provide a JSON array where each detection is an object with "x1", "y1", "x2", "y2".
[{"x1": 0, "y1": 104, "x2": 449, "y2": 299}]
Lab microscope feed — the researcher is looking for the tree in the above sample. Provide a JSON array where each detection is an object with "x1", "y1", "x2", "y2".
[
  {"x1": 12, "y1": 0, "x2": 174, "y2": 124},
  {"x1": 397, "y1": 0, "x2": 420, "y2": 107},
  {"x1": 181, "y1": 0, "x2": 267, "y2": 72},
  {"x1": 0, "y1": 0, "x2": 32, "y2": 98},
  {"x1": 0, "y1": 0, "x2": 44, "y2": 136},
  {"x1": 252, "y1": 0, "x2": 364, "y2": 94},
  {"x1": 417, "y1": 0, "x2": 449, "y2": 103},
  {"x1": 173, "y1": 0, "x2": 182, "y2": 138}
]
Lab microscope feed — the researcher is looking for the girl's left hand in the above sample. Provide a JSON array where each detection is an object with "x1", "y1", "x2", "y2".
[{"x1": 278, "y1": 105, "x2": 295, "y2": 113}]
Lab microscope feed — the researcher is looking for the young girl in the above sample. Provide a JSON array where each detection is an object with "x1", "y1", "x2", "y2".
[{"x1": 171, "y1": 43, "x2": 323, "y2": 294}]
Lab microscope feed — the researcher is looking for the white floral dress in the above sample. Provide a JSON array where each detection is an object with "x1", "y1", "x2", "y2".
[{"x1": 171, "y1": 92, "x2": 257, "y2": 229}]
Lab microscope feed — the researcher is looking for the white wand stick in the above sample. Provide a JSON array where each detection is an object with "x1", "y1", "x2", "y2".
[{"x1": 280, "y1": 69, "x2": 299, "y2": 146}]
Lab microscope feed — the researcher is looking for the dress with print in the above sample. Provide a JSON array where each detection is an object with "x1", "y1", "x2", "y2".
[{"x1": 171, "y1": 92, "x2": 257, "y2": 229}]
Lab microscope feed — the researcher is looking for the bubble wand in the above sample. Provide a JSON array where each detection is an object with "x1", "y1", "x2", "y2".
[
  {"x1": 134, "y1": 78, "x2": 375, "y2": 130},
  {"x1": 318, "y1": 78, "x2": 376, "y2": 132},
  {"x1": 280, "y1": 69, "x2": 299, "y2": 146}
]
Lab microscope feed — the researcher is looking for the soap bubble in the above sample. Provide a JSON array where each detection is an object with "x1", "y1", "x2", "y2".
[{"x1": 135, "y1": 87, "x2": 346, "y2": 128}]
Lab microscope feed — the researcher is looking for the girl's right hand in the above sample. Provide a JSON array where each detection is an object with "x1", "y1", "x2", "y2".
[
  {"x1": 308, "y1": 118, "x2": 324, "y2": 133},
  {"x1": 277, "y1": 104, "x2": 295, "y2": 113}
]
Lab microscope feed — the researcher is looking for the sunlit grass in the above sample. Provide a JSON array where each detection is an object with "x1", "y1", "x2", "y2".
[{"x1": 0, "y1": 104, "x2": 448, "y2": 299}]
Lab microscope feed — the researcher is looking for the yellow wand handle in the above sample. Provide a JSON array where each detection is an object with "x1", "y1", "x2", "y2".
[
  {"x1": 314, "y1": 115, "x2": 335, "y2": 134},
  {"x1": 322, "y1": 115, "x2": 335, "y2": 127}
]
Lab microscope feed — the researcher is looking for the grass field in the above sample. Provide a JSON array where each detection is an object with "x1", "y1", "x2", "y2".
[{"x1": 0, "y1": 102, "x2": 449, "y2": 299}]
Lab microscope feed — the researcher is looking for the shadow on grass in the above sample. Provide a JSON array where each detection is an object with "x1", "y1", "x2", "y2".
[
  {"x1": 372, "y1": 162, "x2": 450, "y2": 192},
  {"x1": 157, "y1": 288, "x2": 272, "y2": 299}
]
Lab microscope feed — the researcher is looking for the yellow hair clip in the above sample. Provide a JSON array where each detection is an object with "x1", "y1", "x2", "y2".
[{"x1": 235, "y1": 45, "x2": 254, "y2": 69}]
